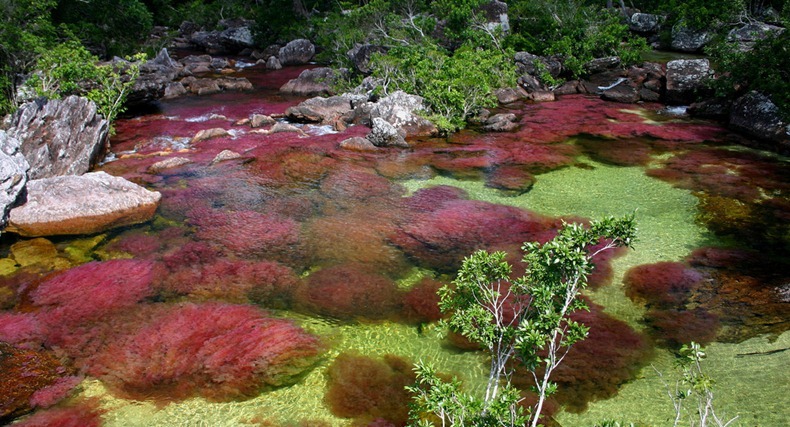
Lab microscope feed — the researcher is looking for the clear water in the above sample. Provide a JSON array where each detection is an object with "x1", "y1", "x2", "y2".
[{"x1": 1, "y1": 64, "x2": 788, "y2": 427}]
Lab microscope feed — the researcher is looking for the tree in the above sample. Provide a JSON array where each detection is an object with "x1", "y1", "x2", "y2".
[
  {"x1": 655, "y1": 342, "x2": 738, "y2": 427},
  {"x1": 0, "y1": 0, "x2": 56, "y2": 114},
  {"x1": 408, "y1": 215, "x2": 637, "y2": 427}
]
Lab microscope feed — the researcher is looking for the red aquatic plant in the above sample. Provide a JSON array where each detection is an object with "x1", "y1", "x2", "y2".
[
  {"x1": 160, "y1": 258, "x2": 300, "y2": 308},
  {"x1": 401, "y1": 277, "x2": 445, "y2": 324},
  {"x1": 319, "y1": 168, "x2": 405, "y2": 206},
  {"x1": 514, "y1": 302, "x2": 651, "y2": 413},
  {"x1": 623, "y1": 261, "x2": 705, "y2": 308},
  {"x1": 88, "y1": 302, "x2": 321, "y2": 401},
  {"x1": 303, "y1": 207, "x2": 410, "y2": 276},
  {"x1": 0, "y1": 342, "x2": 76, "y2": 423},
  {"x1": 294, "y1": 263, "x2": 401, "y2": 320},
  {"x1": 11, "y1": 399, "x2": 104, "y2": 427},
  {"x1": 29, "y1": 376, "x2": 83, "y2": 409},
  {"x1": 188, "y1": 208, "x2": 303, "y2": 262},
  {"x1": 104, "y1": 232, "x2": 162, "y2": 258},
  {"x1": 485, "y1": 165, "x2": 536, "y2": 194},
  {"x1": 324, "y1": 352, "x2": 415, "y2": 426},
  {"x1": 576, "y1": 138, "x2": 654, "y2": 167},
  {"x1": 391, "y1": 198, "x2": 557, "y2": 271},
  {"x1": 645, "y1": 308, "x2": 720, "y2": 347}
]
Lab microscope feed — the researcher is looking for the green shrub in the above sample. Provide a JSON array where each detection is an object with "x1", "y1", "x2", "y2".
[
  {"x1": 707, "y1": 30, "x2": 790, "y2": 120},
  {"x1": 370, "y1": 42, "x2": 516, "y2": 133},
  {"x1": 506, "y1": 1, "x2": 648, "y2": 78}
]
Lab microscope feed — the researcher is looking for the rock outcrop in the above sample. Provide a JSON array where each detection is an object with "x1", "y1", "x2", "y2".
[
  {"x1": 0, "y1": 130, "x2": 30, "y2": 232},
  {"x1": 278, "y1": 39, "x2": 316, "y2": 65},
  {"x1": 285, "y1": 95, "x2": 355, "y2": 123},
  {"x1": 6, "y1": 172, "x2": 161, "y2": 237},
  {"x1": 4, "y1": 96, "x2": 109, "y2": 180},
  {"x1": 280, "y1": 67, "x2": 337, "y2": 97},
  {"x1": 729, "y1": 91, "x2": 789, "y2": 151},
  {"x1": 368, "y1": 91, "x2": 437, "y2": 137},
  {"x1": 665, "y1": 59, "x2": 713, "y2": 105},
  {"x1": 671, "y1": 23, "x2": 713, "y2": 52}
]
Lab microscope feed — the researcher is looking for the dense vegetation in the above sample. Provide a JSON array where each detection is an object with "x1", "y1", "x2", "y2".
[{"x1": 1, "y1": 0, "x2": 788, "y2": 125}]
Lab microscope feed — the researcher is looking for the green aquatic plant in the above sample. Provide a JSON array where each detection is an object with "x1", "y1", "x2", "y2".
[{"x1": 407, "y1": 215, "x2": 637, "y2": 427}]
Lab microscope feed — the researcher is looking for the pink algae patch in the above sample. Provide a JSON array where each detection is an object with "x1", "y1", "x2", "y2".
[
  {"x1": 294, "y1": 264, "x2": 402, "y2": 320},
  {"x1": 88, "y1": 302, "x2": 321, "y2": 401},
  {"x1": 13, "y1": 399, "x2": 104, "y2": 427},
  {"x1": 392, "y1": 196, "x2": 559, "y2": 271},
  {"x1": 187, "y1": 207, "x2": 304, "y2": 263}
]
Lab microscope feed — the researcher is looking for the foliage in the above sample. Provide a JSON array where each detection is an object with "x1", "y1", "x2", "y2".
[
  {"x1": 655, "y1": 342, "x2": 738, "y2": 427},
  {"x1": 371, "y1": 42, "x2": 516, "y2": 133},
  {"x1": 706, "y1": 30, "x2": 790, "y2": 121},
  {"x1": 659, "y1": 0, "x2": 746, "y2": 30},
  {"x1": 253, "y1": 0, "x2": 336, "y2": 46},
  {"x1": 408, "y1": 215, "x2": 637, "y2": 427},
  {"x1": 0, "y1": 0, "x2": 57, "y2": 115},
  {"x1": 53, "y1": 0, "x2": 153, "y2": 58},
  {"x1": 28, "y1": 40, "x2": 145, "y2": 132},
  {"x1": 506, "y1": 1, "x2": 648, "y2": 78}
]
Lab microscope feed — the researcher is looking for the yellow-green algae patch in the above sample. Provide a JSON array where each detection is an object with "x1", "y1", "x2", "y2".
[
  {"x1": 91, "y1": 319, "x2": 487, "y2": 427},
  {"x1": 554, "y1": 331, "x2": 790, "y2": 427}
]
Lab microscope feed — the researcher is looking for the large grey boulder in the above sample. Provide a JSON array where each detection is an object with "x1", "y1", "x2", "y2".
[
  {"x1": 368, "y1": 90, "x2": 436, "y2": 137},
  {"x1": 286, "y1": 95, "x2": 355, "y2": 123},
  {"x1": 0, "y1": 130, "x2": 30, "y2": 232},
  {"x1": 279, "y1": 39, "x2": 315, "y2": 65},
  {"x1": 629, "y1": 13, "x2": 662, "y2": 34},
  {"x1": 219, "y1": 26, "x2": 255, "y2": 49},
  {"x1": 5, "y1": 96, "x2": 109, "y2": 180},
  {"x1": 729, "y1": 91, "x2": 789, "y2": 150},
  {"x1": 5, "y1": 171, "x2": 161, "y2": 237},
  {"x1": 727, "y1": 22, "x2": 784, "y2": 51},
  {"x1": 367, "y1": 117, "x2": 408, "y2": 148},
  {"x1": 477, "y1": 0, "x2": 510, "y2": 34},
  {"x1": 671, "y1": 23, "x2": 713, "y2": 52},
  {"x1": 129, "y1": 48, "x2": 181, "y2": 106},
  {"x1": 280, "y1": 67, "x2": 337, "y2": 97},
  {"x1": 665, "y1": 59, "x2": 713, "y2": 104}
]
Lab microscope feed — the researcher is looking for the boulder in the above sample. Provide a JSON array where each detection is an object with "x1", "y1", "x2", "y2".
[
  {"x1": 346, "y1": 44, "x2": 388, "y2": 74},
  {"x1": 728, "y1": 91, "x2": 789, "y2": 150},
  {"x1": 250, "y1": 114, "x2": 276, "y2": 128},
  {"x1": 280, "y1": 67, "x2": 336, "y2": 97},
  {"x1": 671, "y1": 24, "x2": 713, "y2": 52},
  {"x1": 216, "y1": 77, "x2": 253, "y2": 91},
  {"x1": 148, "y1": 156, "x2": 192, "y2": 173},
  {"x1": 0, "y1": 130, "x2": 30, "y2": 232},
  {"x1": 495, "y1": 87, "x2": 527, "y2": 104},
  {"x1": 483, "y1": 113, "x2": 518, "y2": 132},
  {"x1": 5, "y1": 96, "x2": 109, "y2": 180},
  {"x1": 339, "y1": 136, "x2": 380, "y2": 152},
  {"x1": 727, "y1": 22, "x2": 784, "y2": 51},
  {"x1": 477, "y1": 0, "x2": 510, "y2": 34},
  {"x1": 601, "y1": 80, "x2": 640, "y2": 103},
  {"x1": 191, "y1": 128, "x2": 230, "y2": 143},
  {"x1": 219, "y1": 26, "x2": 255, "y2": 49},
  {"x1": 367, "y1": 117, "x2": 408, "y2": 148},
  {"x1": 210, "y1": 149, "x2": 242, "y2": 165},
  {"x1": 188, "y1": 78, "x2": 221, "y2": 95},
  {"x1": 629, "y1": 13, "x2": 662, "y2": 34},
  {"x1": 190, "y1": 31, "x2": 226, "y2": 54},
  {"x1": 665, "y1": 59, "x2": 713, "y2": 104},
  {"x1": 6, "y1": 172, "x2": 161, "y2": 237},
  {"x1": 285, "y1": 95, "x2": 354, "y2": 123},
  {"x1": 585, "y1": 56, "x2": 621, "y2": 74},
  {"x1": 688, "y1": 98, "x2": 732, "y2": 121},
  {"x1": 163, "y1": 82, "x2": 187, "y2": 99},
  {"x1": 266, "y1": 56, "x2": 282, "y2": 70},
  {"x1": 130, "y1": 49, "x2": 181, "y2": 105},
  {"x1": 278, "y1": 39, "x2": 315, "y2": 65},
  {"x1": 368, "y1": 90, "x2": 437, "y2": 137}
]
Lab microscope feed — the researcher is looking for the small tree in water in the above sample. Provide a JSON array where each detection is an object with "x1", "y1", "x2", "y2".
[{"x1": 408, "y1": 215, "x2": 637, "y2": 427}]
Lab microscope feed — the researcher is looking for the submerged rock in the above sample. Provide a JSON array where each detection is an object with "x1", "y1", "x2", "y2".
[{"x1": 6, "y1": 172, "x2": 161, "y2": 237}]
